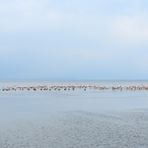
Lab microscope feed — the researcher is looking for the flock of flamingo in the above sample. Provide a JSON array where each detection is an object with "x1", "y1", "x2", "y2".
[{"x1": 1, "y1": 84, "x2": 148, "y2": 92}]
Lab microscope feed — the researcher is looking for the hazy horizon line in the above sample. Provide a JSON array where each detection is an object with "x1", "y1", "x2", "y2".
[{"x1": 0, "y1": 79, "x2": 148, "y2": 83}]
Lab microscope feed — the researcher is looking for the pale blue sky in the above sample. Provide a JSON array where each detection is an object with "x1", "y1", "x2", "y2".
[{"x1": 0, "y1": 0, "x2": 148, "y2": 80}]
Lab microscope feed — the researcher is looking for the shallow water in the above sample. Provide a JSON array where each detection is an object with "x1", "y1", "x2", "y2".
[
  {"x1": 0, "y1": 81, "x2": 148, "y2": 120},
  {"x1": 0, "y1": 82, "x2": 148, "y2": 148}
]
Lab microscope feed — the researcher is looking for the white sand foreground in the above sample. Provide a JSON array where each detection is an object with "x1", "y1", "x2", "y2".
[{"x1": 0, "y1": 110, "x2": 148, "y2": 148}]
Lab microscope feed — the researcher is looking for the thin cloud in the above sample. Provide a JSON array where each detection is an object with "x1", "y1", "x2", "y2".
[{"x1": 0, "y1": 0, "x2": 148, "y2": 80}]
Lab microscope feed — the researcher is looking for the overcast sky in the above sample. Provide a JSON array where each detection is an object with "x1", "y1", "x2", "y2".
[{"x1": 0, "y1": 0, "x2": 148, "y2": 80}]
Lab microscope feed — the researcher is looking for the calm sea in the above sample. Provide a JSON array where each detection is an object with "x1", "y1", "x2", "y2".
[{"x1": 0, "y1": 81, "x2": 148, "y2": 120}]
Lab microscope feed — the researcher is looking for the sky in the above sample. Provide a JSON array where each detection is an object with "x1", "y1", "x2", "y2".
[{"x1": 0, "y1": 0, "x2": 148, "y2": 80}]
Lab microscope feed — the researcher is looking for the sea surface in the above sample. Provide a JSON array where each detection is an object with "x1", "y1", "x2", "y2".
[
  {"x1": 0, "y1": 81, "x2": 148, "y2": 148},
  {"x1": 0, "y1": 81, "x2": 148, "y2": 120}
]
